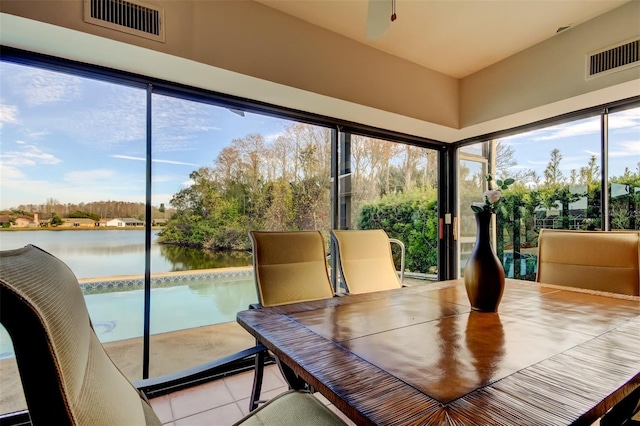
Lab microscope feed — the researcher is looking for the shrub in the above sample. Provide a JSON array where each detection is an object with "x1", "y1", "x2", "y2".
[{"x1": 358, "y1": 192, "x2": 438, "y2": 273}]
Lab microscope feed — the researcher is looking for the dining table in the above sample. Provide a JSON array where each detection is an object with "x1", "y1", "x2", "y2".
[{"x1": 236, "y1": 278, "x2": 640, "y2": 425}]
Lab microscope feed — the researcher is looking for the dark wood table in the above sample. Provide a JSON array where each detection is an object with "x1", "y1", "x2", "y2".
[{"x1": 237, "y1": 279, "x2": 640, "y2": 425}]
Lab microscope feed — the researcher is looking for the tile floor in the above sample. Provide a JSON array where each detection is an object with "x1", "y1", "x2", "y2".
[{"x1": 148, "y1": 364, "x2": 356, "y2": 426}]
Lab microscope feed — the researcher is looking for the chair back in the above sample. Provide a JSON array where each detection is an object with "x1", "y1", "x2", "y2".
[
  {"x1": 536, "y1": 229, "x2": 640, "y2": 296},
  {"x1": 331, "y1": 229, "x2": 403, "y2": 295},
  {"x1": 249, "y1": 231, "x2": 335, "y2": 307},
  {"x1": 0, "y1": 245, "x2": 161, "y2": 425}
]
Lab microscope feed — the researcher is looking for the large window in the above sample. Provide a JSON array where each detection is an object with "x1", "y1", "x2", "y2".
[
  {"x1": 338, "y1": 134, "x2": 439, "y2": 282},
  {"x1": 608, "y1": 106, "x2": 640, "y2": 231},
  {"x1": 458, "y1": 144, "x2": 489, "y2": 278},
  {"x1": 0, "y1": 58, "x2": 340, "y2": 400},
  {"x1": 148, "y1": 92, "x2": 332, "y2": 376},
  {"x1": 0, "y1": 61, "x2": 147, "y2": 414},
  {"x1": 458, "y1": 105, "x2": 640, "y2": 281},
  {"x1": 1, "y1": 48, "x2": 636, "y2": 421}
]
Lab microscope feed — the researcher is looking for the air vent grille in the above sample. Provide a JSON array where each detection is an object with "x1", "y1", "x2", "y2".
[
  {"x1": 83, "y1": 0, "x2": 165, "y2": 42},
  {"x1": 587, "y1": 38, "x2": 639, "y2": 79}
]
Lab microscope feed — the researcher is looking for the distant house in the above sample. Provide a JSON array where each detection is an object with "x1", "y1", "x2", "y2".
[
  {"x1": 0, "y1": 215, "x2": 11, "y2": 227},
  {"x1": 152, "y1": 218, "x2": 167, "y2": 226},
  {"x1": 0, "y1": 215, "x2": 35, "y2": 228},
  {"x1": 61, "y1": 218, "x2": 99, "y2": 228},
  {"x1": 107, "y1": 218, "x2": 145, "y2": 227}
]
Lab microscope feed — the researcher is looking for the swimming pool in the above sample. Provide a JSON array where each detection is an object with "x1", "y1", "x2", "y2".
[{"x1": 0, "y1": 273, "x2": 258, "y2": 358}]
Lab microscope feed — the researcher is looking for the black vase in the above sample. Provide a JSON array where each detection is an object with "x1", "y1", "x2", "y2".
[{"x1": 463, "y1": 209, "x2": 505, "y2": 312}]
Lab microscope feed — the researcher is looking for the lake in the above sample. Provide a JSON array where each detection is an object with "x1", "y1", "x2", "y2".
[
  {"x1": 0, "y1": 229, "x2": 252, "y2": 279},
  {"x1": 0, "y1": 229, "x2": 259, "y2": 357}
]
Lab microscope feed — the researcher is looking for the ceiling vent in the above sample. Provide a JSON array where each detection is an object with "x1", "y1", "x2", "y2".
[
  {"x1": 83, "y1": 0, "x2": 165, "y2": 42},
  {"x1": 586, "y1": 37, "x2": 639, "y2": 79}
]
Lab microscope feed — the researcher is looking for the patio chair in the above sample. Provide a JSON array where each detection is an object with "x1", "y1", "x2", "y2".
[
  {"x1": 330, "y1": 229, "x2": 405, "y2": 294},
  {"x1": 536, "y1": 229, "x2": 640, "y2": 296},
  {"x1": 0, "y1": 244, "x2": 162, "y2": 425},
  {"x1": 1, "y1": 244, "x2": 346, "y2": 426},
  {"x1": 248, "y1": 230, "x2": 336, "y2": 411},
  {"x1": 233, "y1": 390, "x2": 346, "y2": 426}
]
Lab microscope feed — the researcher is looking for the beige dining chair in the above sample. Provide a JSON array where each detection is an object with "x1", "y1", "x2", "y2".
[
  {"x1": 250, "y1": 230, "x2": 335, "y2": 307},
  {"x1": 0, "y1": 244, "x2": 163, "y2": 426},
  {"x1": 1, "y1": 244, "x2": 346, "y2": 426},
  {"x1": 536, "y1": 229, "x2": 640, "y2": 296},
  {"x1": 247, "y1": 230, "x2": 336, "y2": 410},
  {"x1": 330, "y1": 229, "x2": 405, "y2": 295},
  {"x1": 234, "y1": 390, "x2": 346, "y2": 426}
]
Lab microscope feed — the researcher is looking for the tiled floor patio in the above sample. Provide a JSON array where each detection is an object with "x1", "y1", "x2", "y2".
[{"x1": 148, "y1": 364, "x2": 356, "y2": 426}]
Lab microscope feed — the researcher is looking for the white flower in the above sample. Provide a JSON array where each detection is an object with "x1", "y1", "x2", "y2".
[
  {"x1": 471, "y1": 175, "x2": 514, "y2": 214},
  {"x1": 483, "y1": 190, "x2": 502, "y2": 204}
]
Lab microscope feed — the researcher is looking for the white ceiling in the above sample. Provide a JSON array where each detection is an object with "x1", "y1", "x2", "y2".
[{"x1": 255, "y1": 0, "x2": 629, "y2": 78}]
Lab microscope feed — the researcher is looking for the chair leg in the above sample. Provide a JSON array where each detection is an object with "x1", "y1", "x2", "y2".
[
  {"x1": 601, "y1": 387, "x2": 640, "y2": 426},
  {"x1": 249, "y1": 349, "x2": 266, "y2": 411},
  {"x1": 275, "y1": 357, "x2": 307, "y2": 391}
]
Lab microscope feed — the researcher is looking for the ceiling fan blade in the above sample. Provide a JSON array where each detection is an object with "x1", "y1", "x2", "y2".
[{"x1": 366, "y1": 0, "x2": 392, "y2": 39}]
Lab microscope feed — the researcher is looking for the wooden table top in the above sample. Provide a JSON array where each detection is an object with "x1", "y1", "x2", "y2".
[{"x1": 237, "y1": 279, "x2": 640, "y2": 425}]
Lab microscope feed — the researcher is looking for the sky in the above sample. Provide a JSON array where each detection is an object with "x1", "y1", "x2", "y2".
[
  {"x1": 500, "y1": 111, "x2": 640, "y2": 180},
  {"x1": 1, "y1": 61, "x2": 639, "y2": 211}
]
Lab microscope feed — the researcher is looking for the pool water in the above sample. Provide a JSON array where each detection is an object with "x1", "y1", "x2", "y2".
[{"x1": 0, "y1": 277, "x2": 258, "y2": 358}]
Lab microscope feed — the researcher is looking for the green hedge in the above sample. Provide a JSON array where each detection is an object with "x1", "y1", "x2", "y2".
[{"x1": 358, "y1": 194, "x2": 438, "y2": 274}]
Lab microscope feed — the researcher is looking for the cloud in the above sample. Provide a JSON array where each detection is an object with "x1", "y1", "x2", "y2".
[
  {"x1": 263, "y1": 131, "x2": 284, "y2": 144},
  {"x1": 609, "y1": 141, "x2": 640, "y2": 157},
  {"x1": 531, "y1": 109, "x2": 639, "y2": 141},
  {"x1": 0, "y1": 103, "x2": 19, "y2": 129},
  {"x1": 111, "y1": 154, "x2": 199, "y2": 166},
  {"x1": 1, "y1": 177, "x2": 146, "y2": 209},
  {"x1": 535, "y1": 120, "x2": 600, "y2": 141},
  {"x1": 8, "y1": 67, "x2": 82, "y2": 105},
  {"x1": 0, "y1": 164, "x2": 25, "y2": 180},
  {"x1": 27, "y1": 130, "x2": 50, "y2": 139},
  {"x1": 609, "y1": 109, "x2": 640, "y2": 130},
  {"x1": 525, "y1": 159, "x2": 549, "y2": 165},
  {"x1": 111, "y1": 155, "x2": 145, "y2": 162},
  {"x1": 0, "y1": 143, "x2": 61, "y2": 167},
  {"x1": 152, "y1": 95, "x2": 223, "y2": 152}
]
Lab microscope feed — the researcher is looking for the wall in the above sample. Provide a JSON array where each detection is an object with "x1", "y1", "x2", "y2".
[
  {"x1": 461, "y1": 0, "x2": 640, "y2": 128},
  {"x1": 0, "y1": 0, "x2": 459, "y2": 129},
  {"x1": 1, "y1": 0, "x2": 638, "y2": 141}
]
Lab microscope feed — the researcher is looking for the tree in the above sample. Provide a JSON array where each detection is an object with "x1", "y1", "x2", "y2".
[
  {"x1": 569, "y1": 169, "x2": 578, "y2": 185},
  {"x1": 69, "y1": 211, "x2": 100, "y2": 221},
  {"x1": 159, "y1": 203, "x2": 165, "y2": 213},
  {"x1": 264, "y1": 179, "x2": 293, "y2": 230},
  {"x1": 50, "y1": 212, "x2": 64, "y2": 226},
  {"x1": 543, "y1": 148, "x2": 564, "y2": 186},
  {"x1": 579, "y1": 155, "x2": 600, "y2": 189},
  {"x1": 495, "y1": 141, "x2": 535, "y2": 183}
]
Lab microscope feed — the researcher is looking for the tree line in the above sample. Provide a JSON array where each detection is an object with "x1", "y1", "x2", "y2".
[
  {"x1": 3, "y1": 200, "x2": 171, "y2": 221},
  {"x1": 158, "y1": 123, "x2": 439, "y2": 252}
]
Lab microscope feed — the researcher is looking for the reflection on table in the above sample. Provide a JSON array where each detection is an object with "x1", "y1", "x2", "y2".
[{"x1": 237, "y1": 279, "x2": 640, "y2": 425}]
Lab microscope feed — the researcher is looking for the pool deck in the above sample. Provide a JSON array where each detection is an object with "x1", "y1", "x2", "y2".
[{"x1": 0, "y1": 321, "x2": 255, "y2": 416}]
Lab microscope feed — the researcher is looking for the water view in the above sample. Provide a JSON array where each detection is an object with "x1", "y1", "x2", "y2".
[
  {"x1": 0, "y1": 230, "x2": 258, "y2": 358},
  {"x1": 0, "y1": 229, "x2": 252, "y2": 278}
]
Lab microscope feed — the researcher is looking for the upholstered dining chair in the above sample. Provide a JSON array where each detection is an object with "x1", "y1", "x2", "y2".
[
  {"x1": 536, "y1": 229, "x2": 640, "y2": 296},
  {"x1": 248, "y1": 230, "x2": 336, "y2": 411},
  {"x1": 249, "y1": 230, "x2": 335, "y2": 307},
  {"x1": 234, "y1": 390, "x2": 346, "y2": 426},
  {"x1": 1, "y1": 244, "x2": 346, "y2": 426},
  {"x1": 0, "y1": 244, "x2": 163, "y2": 426},
  {"x1": 330, "y1": 229, "x2": 405, "y2": 295}
]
